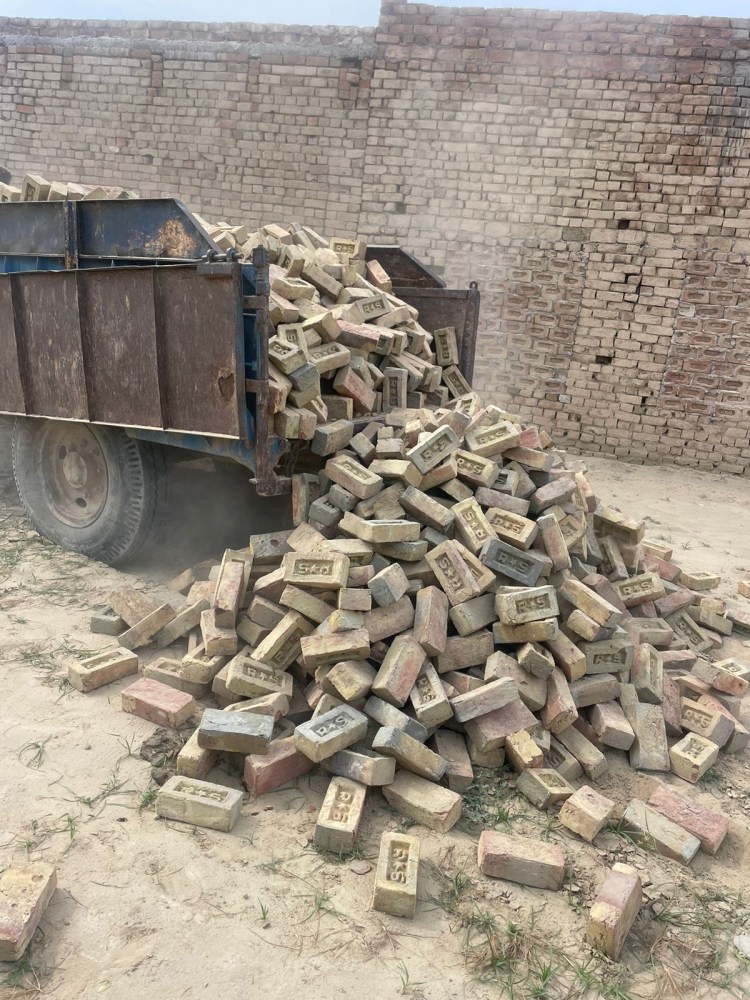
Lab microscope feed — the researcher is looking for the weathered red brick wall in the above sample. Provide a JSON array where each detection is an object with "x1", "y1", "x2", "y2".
[{"x1": 1, "y1": 4, "x2": 749, "y2": 471}]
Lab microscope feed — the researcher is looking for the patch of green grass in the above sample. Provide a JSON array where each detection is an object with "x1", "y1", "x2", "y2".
[
  {"x1": 460, "y1": 768, "x2": 517, "y2": 831},
  {"x1": 396, "y1": 959, "x2": 425, "y2": 996},
  {"x1": 138, "y1": 785, "x2": 158, "y2": 812}
]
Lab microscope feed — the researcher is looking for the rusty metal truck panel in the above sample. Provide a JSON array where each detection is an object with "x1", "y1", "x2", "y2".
[{"x1": 0, "y1": 263, "x2": 246, "y2": 439}]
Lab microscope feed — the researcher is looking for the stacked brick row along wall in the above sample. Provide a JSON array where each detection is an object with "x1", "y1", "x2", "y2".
[{"x1": 1, "y1": 3, "x2": 749, "y2": 471}]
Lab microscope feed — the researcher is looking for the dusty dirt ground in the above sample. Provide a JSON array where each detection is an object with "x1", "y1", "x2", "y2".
[{"x1": 2, "y1": 420, "x2": 750, "y2": 1000}]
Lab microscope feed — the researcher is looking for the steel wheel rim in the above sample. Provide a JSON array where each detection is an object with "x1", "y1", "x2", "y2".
[{"x1": 38, "y1": 423, "x2": 109, "y2": 528}]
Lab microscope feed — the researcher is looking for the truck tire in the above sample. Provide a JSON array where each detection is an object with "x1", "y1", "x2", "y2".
[{"x1": 12, "y1": 418, "x2": 166, "y2": 566}]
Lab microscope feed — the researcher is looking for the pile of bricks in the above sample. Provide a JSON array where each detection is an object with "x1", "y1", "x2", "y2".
[
  {"x1": 190, "y1": 218, "x2": 458, "y2": 441},
  {"x1": 64, "y1": 247, "x2": 749, "y2": 961},
  {"x1": 0, "y1": 171, "x2": 136, "y2": 202}
]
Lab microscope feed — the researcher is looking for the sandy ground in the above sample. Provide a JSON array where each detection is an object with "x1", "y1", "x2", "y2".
[{"x1": 1, "y1": 419, "x2": 750, "y2": 1000}]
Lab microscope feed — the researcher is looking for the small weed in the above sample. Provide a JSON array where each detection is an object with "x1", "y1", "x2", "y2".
[
  {"x1": 257, "y1": 899, "x2": 269, "y2": 921},
  {"x1": 138, "y1": 785, "x2": 158, "y2": 812},
  {"x1": 256, "y1": 854, "x2": 284, "y2": 874},
  {"x1": 299, "y1": 888, "x2": 337, "y2": 922},
  {"x1": 17, "y1": 738, "x2": 50, "y2": 769},
  {"x1": 396, "y1": 959, "x2": 425, "y2": 996},
  {"x1": 2, "y1": 952, "x2": 42, "y2": 991}
]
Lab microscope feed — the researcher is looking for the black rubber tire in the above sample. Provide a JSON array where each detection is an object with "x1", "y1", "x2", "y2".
[{"x1": 12, "y1": 418, "x2": 166, "y2": 566}]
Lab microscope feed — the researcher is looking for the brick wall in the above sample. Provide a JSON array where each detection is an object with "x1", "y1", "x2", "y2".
[{"x1": 1, "y1": 3, "x2": 749, "y2": 472}]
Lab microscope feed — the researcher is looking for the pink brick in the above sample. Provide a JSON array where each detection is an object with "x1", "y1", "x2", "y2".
[
  {"x1": 121, "y1": 677, "x2": 195, "y2": 727},
  {"x1": 647, "y1": 784, "x2": 728, "y2": 855},
  {"x1": 244, "y1": 737, "x2": 314, "y2": 796}
]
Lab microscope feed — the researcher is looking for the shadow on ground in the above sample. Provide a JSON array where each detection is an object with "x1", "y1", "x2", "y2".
[{"x1": 0, "y1": 417, "x2": 291, "y2": 581}]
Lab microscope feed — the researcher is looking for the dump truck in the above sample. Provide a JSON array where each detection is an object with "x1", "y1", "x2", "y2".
[{"x1": 0, "y1": 198, "x2": 480, "y2": 564}]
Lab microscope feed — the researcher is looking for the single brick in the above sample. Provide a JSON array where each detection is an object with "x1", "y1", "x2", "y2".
[
  {"x1": 371, "y1": 635, "x2": 426, "y2": 706},
  {"x1": 569, "y1": 674, "x2": 620, "y2": 709},
  {"x1": 176, "y1": 729, "x2": 218, "y2": 780},
  {"x1": 300, "y1": 628, "x2": 370, "y2": 668},
  {"x1": 559, "y1": 785, "x2": 615, "y2": 841},
  {"x1": 464, "y1": 698, "x2": 537, "y2": 752},
  {"x1": 477, "y1": 831, "x2": 566, "y2": 889},
  {"x1": 516, "y1": 768, "x2": 574, "y2": 809},
  {"x1": 372, "y1": 726, "x2": 447, "y2": 781},
  {"x1": 108, "y1": 586, "x2": 162, "y2": 627},
  {"x1": 372, "y1": 832, "x2": 421, "y2": 918},
  {"x1": 156, "y1": 776, "x2": 243, "y2": 832},
  {"x1": 680, "y1": 699, "x2": 733, "y2": 747},
  {"x1": 548, "y1": 738, "x2": 584, "y2": 782},
  {"x1": 121, "y1": 677, "x2": 195, "y2": 727},
  {"x1": 68, "y1": 647, "x2": 138, "y2": 692},
  {"x1": 409, "y1": 663, "x2": 454, "y2": 727},
  {"x1": 197, "y1": 708, "x2": 273, "y2": 754},
  {"x1": 540, "y1": 667, "x2": 578, "y2": 733},
  {"x1": 450, "y1": 677, "x2": 518, "y2": 723},
  {"x1": 647, "y1": 784, "x2": 728, "y2": 855},
  {"x1": 590, "y1": 701, "x2": 635, "y2": 750},
  {"x1": 587, "y1": 863, "x2": 642, "y2": 960},
  {"x1": 631, "y1": 643, "x2": 663, "y2": 704},
  {"x1": 200, "y1": 608, "x2": 238, "y2": 657},
  {"x1": 368, "y1": 563, "x2": 410, "y2": 607},
  {"x1": 154, "y1": 599, "x2": 210, "y2": 649},
  {"x1": 505, "y1": 728, "x2": 544, "y2": 772},
  {"x1": 90, "y1": 608, "x2": 126, "y2": 636},
  {"x1": 244, "y1": 737, "x2": 314, "y2": 796},
  {"x1": 364, "y1": 695, "x2": 428, "y2": 742},
  {"x1": 430, "y1": 729, "x2": 473, "y2": 794},
  {"x1": 364, "y1": 596, "x2": 415, "y2": 642},
  {"x1": 496, "y1": 585, "x2": 559, "y2": 625},
  {"x1": 620, "y1": 799, "x2": 700, "y2": 864},
  {"x1": 382, "y1": 771, "x2": 462, "y2": 832},
  {"x1": 144, "y1": 657, "x2": 211, "y2": 700},
  {"x1": 283, "y1": 551, "x2": 350, "y2": 590},
  {"x1": 413, "y1": 586, "x2": 449, "y2": 655},
  {"x1": 314, "y1": 776, "x2": 367, "y2": 853},
  {"x1": 324, "y1": 746, "x2": 396, "y2": 786},
  {"x1": 118, "y1": 603, "x2": 176, "y2": 650},
  {"x1": 0, "y1": 863, "x2": 57, "y2": 961},
  {"x1": 669, "y1": 732, "x2": 719, "y2": 783},
  {"x1": 293, "y1": 705, "x2": 368, "y2": 762},
  {"x1": 225, "y1": 652, "x2": 293, "y2": 699},
  {"x1": 556, "y1": 726, "x2": 608, "y2": 781}
]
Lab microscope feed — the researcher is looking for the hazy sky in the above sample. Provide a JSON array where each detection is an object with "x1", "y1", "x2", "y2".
[{"x1": 0, "y1": 0, "x2": 748, "y2": 22}]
